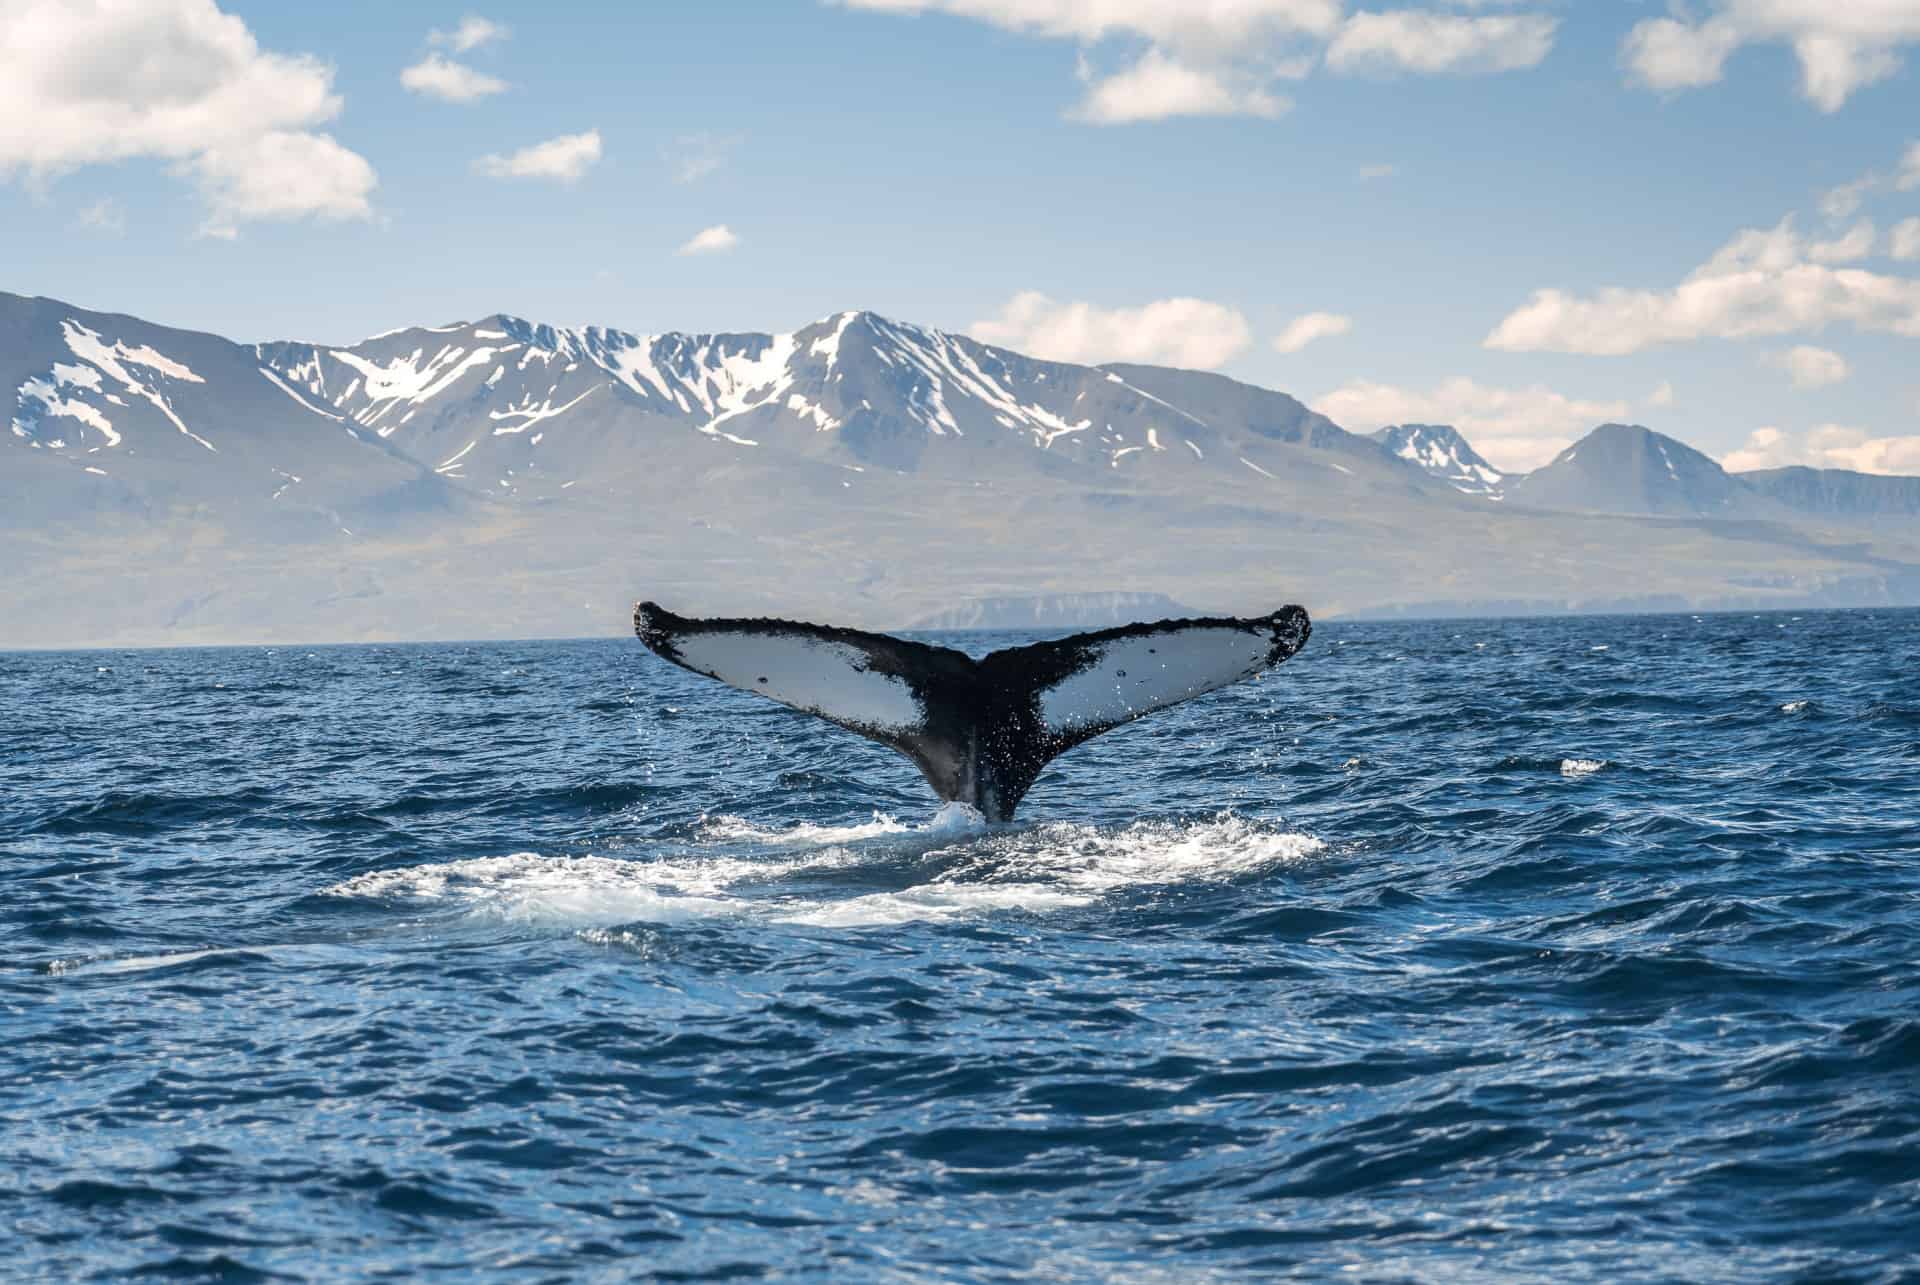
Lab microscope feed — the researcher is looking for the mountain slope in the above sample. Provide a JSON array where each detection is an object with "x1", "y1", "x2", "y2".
[
  {"x1": 1737, "y1": 466, "x2": 1920, "y2": 521},
  {"x1": 1504, "y1": 423, "x2": 1785, "y2": 519}
]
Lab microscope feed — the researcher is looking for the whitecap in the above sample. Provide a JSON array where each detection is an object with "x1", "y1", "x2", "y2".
[
  {"x1": 1560, "y1": 758, "x2": 1605, "y2": 777},
  {"x1": 1780, "y1": 700, "x2": 1810, "y2": 714}
]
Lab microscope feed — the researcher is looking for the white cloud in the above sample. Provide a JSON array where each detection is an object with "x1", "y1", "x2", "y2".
[
  {"x1": 1622, "y1": 3, "x2": 1920, "y2": 111},
  {"x1": 1647, "y1": 380, "x2": 1675, "y2": 407},
  {"x1": 1771, "y1": 344, "x2": 1851, "y2": 389},
  {"x1": 1072, "y1": 49, "x2": 1287, "y2": 123},
  {"x1": 1272, "y1": 311, "x2": 1352, "y2": 353},
  {"x1": 970, "y1": 291, "x2": 1252, "y2": 370},
  {"x1": 0, "y1": 0, "x2": 374, "y2": 233},
  {"x1": 677, "y1": 224, "x2": 740, "y2": 255},
  {"x1": 1325, "y1": 11, "x2": 1556, "y2": 74},
  {"x1": 1820, "y1": 174, "x2": 1875, "y2": 221},
  {"x1": 430, "y1": 15, "x2": 508, "y2": 53},
  {"x1": 401, "y1": 53, "x2": 507, "y2": 102},
  {"x1": 1486, "y1": 216, "x2": 1920, "y2": 355},
  {"x1": 838, "y1": 1, "x2": 1345, "y2": 49},
  {"x1": 1893, "y1": 217, "x2": 1920, "y2": 261},
  {"x1": 666, "y1": 131, "x2": 743, "y2": 184},
  {"x1": 194, "y1": 130, "x2": 378, "y2": 238},
  {"x1": 75, "y1": 198, "x2": 125, "y2": 234},
  {"x1": 1901, "y1": 141, "x2": 1920, "y2": 191},
  {"x1": 1357, "y1": 163, "x2": 1396, "y2": 180},
  {"x1": 476, "y1": 130, "x2": 602, "y2": 183},
  {"x1": 1311, "y1": 376, "x2": 1631, "y2": 472},
  {"x1": 1723, "y1": 424, "x2": 1920, "y2": 475},
  {"x1": 1808, "y1": 220, "x2": 1875, "y2": 263},
  {"x1": 839, "y1": 1, "x2": 1558, "y2": 123}
]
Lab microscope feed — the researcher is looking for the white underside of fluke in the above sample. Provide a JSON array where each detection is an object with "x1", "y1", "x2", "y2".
[
  {"x1": 1038, "y1": 627, "x2": 1271, "y2": 735},
  {"x1": 671, "y1": 630, "x2": 925, "y2": 733}
]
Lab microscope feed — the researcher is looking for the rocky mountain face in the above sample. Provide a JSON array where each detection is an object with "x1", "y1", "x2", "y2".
[
  {"x1": 7, "y1": 290, "x2": 1920, "y2": 647},
  {"x1": 1371, "y1": 424, "x2": 1507, "y2": 497}
]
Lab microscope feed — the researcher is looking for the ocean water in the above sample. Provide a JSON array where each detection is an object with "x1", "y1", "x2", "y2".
[{"x1": 3, "y1": 609, "x2": 1918, "y2": 1281}]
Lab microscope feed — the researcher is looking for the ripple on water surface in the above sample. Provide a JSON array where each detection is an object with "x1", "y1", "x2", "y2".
[{"x1": 3, "y1": 610, "x2": 1919, "y2": 1281}]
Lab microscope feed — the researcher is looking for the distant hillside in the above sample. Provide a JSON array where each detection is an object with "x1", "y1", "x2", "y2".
[
  {"x1": 1504, "y1": 423, "x2": 1786, "y2": 519},
  {"x1": 1738, "y1": 466, "x2": 1920, "y2": 520}
]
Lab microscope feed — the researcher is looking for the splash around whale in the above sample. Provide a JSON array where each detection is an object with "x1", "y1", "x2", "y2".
[{"x1": 634, "y1": 601, "x2": 1312, "y2": 822}]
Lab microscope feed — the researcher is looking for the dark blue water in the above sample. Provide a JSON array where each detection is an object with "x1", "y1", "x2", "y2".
[{"x1": 4, "y1": 610, "x2": 1918, "y2": 1281}]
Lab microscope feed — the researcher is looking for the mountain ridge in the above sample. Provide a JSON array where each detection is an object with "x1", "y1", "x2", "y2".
[{"x1": 7, "y1": 289, "x2": 1920, "y2": 647}]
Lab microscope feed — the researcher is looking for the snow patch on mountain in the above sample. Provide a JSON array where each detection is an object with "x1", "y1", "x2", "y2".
[{"x1": 1372, "y1": 424, "x2": 1505, "y2": 496}]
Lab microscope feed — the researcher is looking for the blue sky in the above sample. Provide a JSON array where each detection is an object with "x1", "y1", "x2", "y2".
[{"x1": 3, "y1": 0, "x2": 1919, "y2": 472}]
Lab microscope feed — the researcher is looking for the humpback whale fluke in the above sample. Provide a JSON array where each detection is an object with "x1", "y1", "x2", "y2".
[{"x1": 634, "y1": 601, "x2": 1312, "y2": 822}]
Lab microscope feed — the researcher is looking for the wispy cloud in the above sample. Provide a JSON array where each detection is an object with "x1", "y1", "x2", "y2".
[
  {"x1": 665, "y1": 132, "x2": 743, "y2": 184},
  {"x1": 1271, "y1": 311, "x2": 1352, "y2": 354},
  {"x1": 430, "y1": 15, "x2": 507, "y2": 53},
  {"x1": 74, "y1": 198, "x2": 125, "y2": 234}
]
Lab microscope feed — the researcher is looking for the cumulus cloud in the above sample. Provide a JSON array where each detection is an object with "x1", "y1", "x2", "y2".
[
  {"x1": 839, "y1": 0, "x2": 1557, "y2": 122},
  {"x1": 1771, "y1": 344, "x2": 1850, "y2": 389},
  {"x1": 194, "y1": 131, "x2": 378, "y2": 238},
  {"x1": 430, "y1": 15, "x2": 508, "y2": 53},
  {"x1": 1893, "y1": 217, "x2": 1920, "y2": 262},
  {"x1": 1325, "y1": 11, "x2": 1556, "y2": 74},
  {"x1": 1311, "y1": 376, "x2": 1632, "y2": 472},
  {"x1": 1271, "y1": 311, "x2": 1353, "y2": 353},
  {"x1": 0, "y1": 0, "x2": 375, "y2": 233},
  {"x1": 1901, "y1": 141, "x2": 1920, "y2": 191},
  {"x1": 1723, "y1": 424, "x2": 1920, "y2": 475},
  {"x1": 1647, "y1": 380, "x2": 1675, "y2": 408},
  {"x1": 677, "y1": 224, "x2": 740, "y2": 255},
  {"x1": 1072, "y1": 49, "x2": 1287, "y2": 123},
  {"x1": 476, "y1": 130, "x2": 602, "y2": 182},
  {"x1": 1622, "y1": 3, "x2": 1920, "y2": 111},
  {"x1": 1485, "y1": 216, "x2": 1920, "y2": 355},
  {"x1": 970, "y1": 291, "x2": 1252, "y2": 370},
  {"x1": 401, "y1": 53, "x2": 507, "y2": 102}
]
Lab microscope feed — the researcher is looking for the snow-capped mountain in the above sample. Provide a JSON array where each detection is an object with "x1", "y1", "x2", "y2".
[
  {"x1": 8, "y1": 289, "x2": 1920, "y2": 647},
  {"x1": 241, "y1": 308, "x2": 1428, "y2": 503},
  {"x1": 1371, "y1": 424, "x2": 1507, "y2": 497}
]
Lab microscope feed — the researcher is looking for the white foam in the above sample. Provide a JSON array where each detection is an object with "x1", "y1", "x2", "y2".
[
  {"x1": 323, "y1": 812, "x2": 1322, "y2": 931},
  {"x1": 1780, "y1": 700, "x2": 1809, "y2": 713},
  {"x1": 1560, "y1": 758, "x2": 1606, "y2": 777}
]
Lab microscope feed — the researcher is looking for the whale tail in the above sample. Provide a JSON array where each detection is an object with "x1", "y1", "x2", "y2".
[{"x1": 634, "y1": 601, "x2": 1311, "y2": 822}]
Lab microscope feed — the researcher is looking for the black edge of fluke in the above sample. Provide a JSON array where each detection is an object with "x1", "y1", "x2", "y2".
[{"x1": 631, "y1": 599, "x2": 1313, "y2": 821}]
